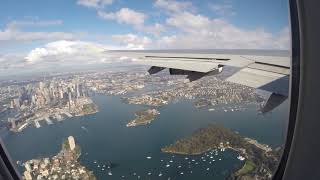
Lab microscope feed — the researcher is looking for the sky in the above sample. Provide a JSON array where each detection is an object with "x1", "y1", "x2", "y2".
[{"x1": 0, "y1": 0, "x2": 290, "y2": 76}]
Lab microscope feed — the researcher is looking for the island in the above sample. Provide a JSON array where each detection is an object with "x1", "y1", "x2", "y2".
[
  {"x1": 161, "y1": 124, "x2": 282, "y2": 179},
  {"x1": 126, "y1": 109, "x2": 160, "y2": 127},
  {"x1": 23, "y1": 136, "x2": 96, "y2": 180}
]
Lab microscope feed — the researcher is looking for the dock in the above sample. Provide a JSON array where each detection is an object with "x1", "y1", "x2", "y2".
[
  {"x1": 34, "y1": 121, "x2": 41, "y2": 128},
  {"x1": 45, "y1": 117, "x2": 53, "y2": 125},
  {"x1": 18, "y1": 123, "x2": 29, "y2": 132},
  {"x1": 63, "y1": 112, "x2": 73, "y2": 118},
  {"x1": 55, "y1": 113, "x2": 63, "y2": 121}
]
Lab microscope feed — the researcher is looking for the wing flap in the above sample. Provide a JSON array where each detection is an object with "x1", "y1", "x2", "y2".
[{"x1": 226, "y1": 67, "x2": 289, "y2": 96}]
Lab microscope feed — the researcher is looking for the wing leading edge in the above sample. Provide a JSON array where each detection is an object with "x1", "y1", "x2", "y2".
[{"x1": 107, "y1": 50, "x2": 290, "y2": 113}]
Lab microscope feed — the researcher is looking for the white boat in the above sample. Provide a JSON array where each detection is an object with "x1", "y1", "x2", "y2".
[
  {"x1": 108, "y1": 171, "x2": 112, "y2": 176},
  {"x1": 146, "y1": 156, "x2": 152, "y2": 159},
  {"x1": 237, "y1": 155, "x2": 245, "y2": 161}
]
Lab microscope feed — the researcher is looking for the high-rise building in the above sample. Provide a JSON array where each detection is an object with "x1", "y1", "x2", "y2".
[
  {"x1": 9, "y1": 118, "x2": 16, "y2": 129},
  {"x1": 68, "y1": 136, "x2": 76, "y2": 151},
  {"x1": 76, "y1": 83, "x2": 80, "y2": 98},
  {"x1": 38, "y1": 82, "x2": 44, "y2": 91},
  {"x1": 13, "y1": 98, "x2": 20, "y2": 109},
  {"x1": 59, "y1": 88, "x2": 64, "y2": 99},
  {"x1": 31, "y1": 95, "x2": 36, "y2": 105}
]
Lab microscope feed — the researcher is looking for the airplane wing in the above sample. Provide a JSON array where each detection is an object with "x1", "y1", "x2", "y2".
[
  {"x1": 107, "y1": 49, "x2": 290, "y2": 112},
  {"x1": 108, "y1": 50, "x2": 290, "y2": 94}
]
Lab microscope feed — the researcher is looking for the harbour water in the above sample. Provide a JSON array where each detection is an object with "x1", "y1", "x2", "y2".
[{"x1": 2, "y1": 94, "x2": 288, "y2": 179}]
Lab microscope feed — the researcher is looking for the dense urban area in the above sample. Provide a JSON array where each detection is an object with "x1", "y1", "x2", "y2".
[
  {"x1": 0, "y1": 69, "x2": 281, "y2": 180},
  {"x1": 23, "y1": 136, "x2": 96, "y2": 180}
]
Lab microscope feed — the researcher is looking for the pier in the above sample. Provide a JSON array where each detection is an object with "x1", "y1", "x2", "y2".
[
  {"x1": 63, "y1": 112, "x2": 73, "y2": 118},
  {"x1": 55, "y1": 113, "x2": 63, "y2": 121},
  {"x1": 34, "y1": 121, "x2": 41, "y2": 128},
  {"x1": 45, "y1": 117, "x2": 53, "y2": 125}
]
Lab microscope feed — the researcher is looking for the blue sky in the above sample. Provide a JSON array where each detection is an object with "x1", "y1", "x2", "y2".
[{"x1": 0, "y1": 0, "x2": 290, "y2": 75}]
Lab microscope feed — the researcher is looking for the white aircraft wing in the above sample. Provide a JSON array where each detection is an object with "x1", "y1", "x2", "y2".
[{"x1": 107, "y1": 50, "x2": 290, "y2": 97}]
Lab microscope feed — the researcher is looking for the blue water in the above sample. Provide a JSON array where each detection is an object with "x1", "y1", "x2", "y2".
[{"x1": 2, "y1": 95, "x2": 288, "y2": 180}]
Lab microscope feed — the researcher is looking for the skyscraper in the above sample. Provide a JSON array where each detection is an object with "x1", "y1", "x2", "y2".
[{"x1": 68, "y1": 136, "x2": 76, "y2": 151}]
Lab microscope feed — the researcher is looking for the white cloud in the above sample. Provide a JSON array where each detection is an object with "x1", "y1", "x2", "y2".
[
  {"x1": 166, "y1": 12, "x2": 210, "y2": 33},
  {"x1": 112, "y1": 34, "x2": 152, "y2": 50},
  {"x1": 7, "y1": 19, "x2": 63, "y2": 29},
  {"x1": 155, "y1": 11, "x2": 290, "y2": 49},
  {"x1": 0, "y1": 54, "x2": 26, "y2": 69},
  {"x1": 154, "y1": 0, "x2": 193, "y2": 13},
  {"x1": 77, "y1": 0, "x2": 113, "y2": 9},
  {"x1": 0, "y1": 29, "x2": 75, "y2": 42},
  {"x1": 0, "y1": 20, "x2": 76, "y2": 42},
  {"x1": 98, "y1": 8, "x2": 146, "y2": 26},
  {"x1": 24, "y1": 40, "x2": 119, "y2": 63},
  {"x1": 137, "y1": 23, "x2": 166, "y2": 36},
  {"x1": 209, "y1": 2, "x2": 236, "y2": 17},
  {"x1": 273, "y1": 27, "x2": 290, "y2": 49},
  {"x1": 0, "y1": 40, "x2": 133, "y2": 74},
  {"x1": 98, "y1": 8, "x2": 165, "y2": 35}
]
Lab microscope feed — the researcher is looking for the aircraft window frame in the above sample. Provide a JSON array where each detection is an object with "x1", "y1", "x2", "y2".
[{"x1": 274, "y1": 0, "x2": 300, "y2": 179}]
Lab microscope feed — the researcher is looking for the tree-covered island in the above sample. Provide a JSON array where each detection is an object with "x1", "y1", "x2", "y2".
[{"x1": 126, "y1": 109, "x2": 160, "y2": 127}]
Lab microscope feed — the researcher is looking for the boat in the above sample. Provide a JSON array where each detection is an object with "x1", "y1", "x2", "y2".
[{"x1": 237, "y1": 155, "x2": 245, "y2": 161}]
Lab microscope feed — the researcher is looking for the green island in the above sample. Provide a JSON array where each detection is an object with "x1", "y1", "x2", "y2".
[
  {"x1": 161, "y1": 124, "x2": 283, "y2": 180},
  {"x1": 126, "y1": 109, "x2": 160, "y2": 127},
  {"x1": 22, "y1": 136, "x2": 96, "y2": 180}
]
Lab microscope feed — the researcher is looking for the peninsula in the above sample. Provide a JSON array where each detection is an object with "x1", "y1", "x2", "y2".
[
  {"x1": 161, "y1": 124, "x2": 282, "y2": 179},
  {"x1": 22, "y1": 136, "x2": 96, "y2": 180}
]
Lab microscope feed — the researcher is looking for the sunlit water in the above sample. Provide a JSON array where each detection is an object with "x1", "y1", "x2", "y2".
[{"x1": 2, "y1": 95, "x2": 288, "y2": 180}]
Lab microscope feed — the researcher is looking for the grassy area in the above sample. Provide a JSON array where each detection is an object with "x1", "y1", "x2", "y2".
[
  {"x1": 62, "y1": 139, "x2": 70, "y2": 151},
  {"x1": 235, "y1": 160, "x2": 256, "y2": 176},
  {"x1": 82, "y1": 104, "x2": 97, "y2": 114}
]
